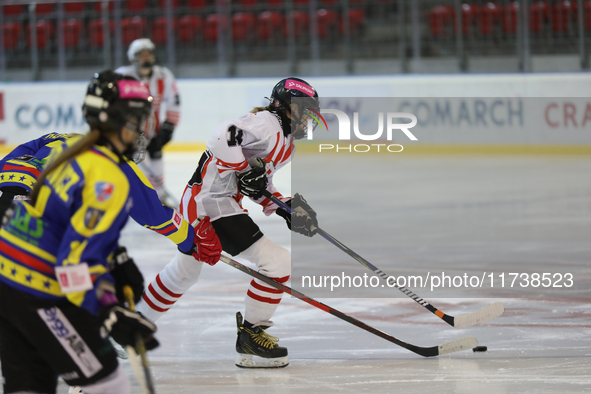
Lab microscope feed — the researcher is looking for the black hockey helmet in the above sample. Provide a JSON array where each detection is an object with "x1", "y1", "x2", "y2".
[
  {"x1": 83, "y1": 70, "x2": 153, "y2": 136},
  {"x1": 269, "y1": 78, "x2": 320, "y2": 139},
  {"x1": 269, "y1": 77, "x2": 320, "y2": 113}
]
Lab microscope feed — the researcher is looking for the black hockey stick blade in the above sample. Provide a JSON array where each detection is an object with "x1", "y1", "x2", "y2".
[
  {"x1": 266, "y1": 191, "x2": 505, "y2": 328},
  {"x1": 219, "y1": 255, "x2": 478, "y2": 357}
]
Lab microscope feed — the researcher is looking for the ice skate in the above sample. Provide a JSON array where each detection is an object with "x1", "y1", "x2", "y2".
[{"x1": 235, "y1": 312, "x2": 288, "y2": 368}]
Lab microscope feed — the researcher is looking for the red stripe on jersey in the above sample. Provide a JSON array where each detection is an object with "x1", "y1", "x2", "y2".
[
  {"x1": 250, "y1": 279, "x2": 283, "y2": 294},
  {"x1": 259, "y1": 192, "x2": 284, "y2": 210},
  {"x1": 215, "y1": 158, "x2": 247, "y2": 173},
  {"x1": 152, "y1": 223, "x2": 176, "y2": 235},
  {"x1": 155, "y1": 274, "x2": 182, "y2": 298},
  {"x1": 2, "y1": 164, "x2": 41, "y2": 178},
  {"x1": 157, "y1": 78, "x2": 165, "y2": 97},
  {"x1": 148, "y1": 283, "x2": 177, "y2": 305},
  {"x1": 263, "y1": 131, "x2": 284, "y2": 165},
  {"x1": 247, "y1": 290, "x2": 282, "y2": 304},
  {"x1": 0, "y1": 239, "x2": 54, "y2": 276},
  {"x1": 280, "y1": 141, "x2": 294, "y2": 163},
  {"x1": 166, "y1": 111, "x2": 180, "y2": 125},
  {"x1": 142, "y1": 292, "x2": 170, "y2": 312}
]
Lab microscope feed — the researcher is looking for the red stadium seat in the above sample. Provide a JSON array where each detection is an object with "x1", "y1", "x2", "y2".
[
  {"x1": 293, "y1": 0, "x2": 309, "y2": 5},
  {"x1": 126, "y1": 0, "x2": 148, "y2": 12},
  {"x1": 152, "y1": 17, "x2": 178, "y2": 45},
  {"x1": 204, "y1": 14, "x2": 228, "y2": 42},
  {"x1": 320, "y1": 0, "x2": 338, "y2": 5},
  {"x1": 26, "y1": 20, "x2": 54, "y2": 48},
  {"x1": 187, "y1": 0, "x2": 208, "y2": 11},
  {"x1": 455, "y1": 4, "x2": 479, "y2": 35},
  {"x1": 267, "y1": 0, "x2": 283, "y2": 7},
  {"x1": 36, "y1": 3, "x2": 55, "y2": 15},
  {"x1": 585, "y1": 1, "x2": 591, "y2": 31},
  {"x1": 158, "y1": 0, "x2": 182, "y2": 9},
  {"x1": 89, "y1": 19, "x2": 115, "y2": 47},
  {"x1": 3, "y1": 5, "x2": 24, "y2": 16},
  {"x1": 529, "y1": 1, "x2": 549, "y2": 33},
  {"x1": 238, "y1": 0, "x2": 258, "y2": 8},
  {"x1": 552, "y1": 0, "x2": 575, "y2": 32},
  {"x1": 479, "y1": 2, "x2": 500, "y2": 35},
  {"x1": 94, "y1": 1, "x2": 115, "y2": 13},
  {"x1": 283, "y1": 10, "x2": 309, "y2": 39},
  {"x1": 122, "y1": 16, "x2": 147, "y2": 45},
  {"x1": 232, "y1": 12, "x2": 256, "y2": 42},
  {"x1": 256, "y1": 11, "x2": 283, "y2": 41},
  {"x1": 316, "y1": 9, "x2": 336, "y2": 38},
  {"x1": 64, "y1": 2, "x2": 85, "y2": 14},
  {"x1": 339, "y1": 9, "x2": 364, "y2": 35},
  {"x1": 428, "y1": 5, "x2": 451, "y2": 37},
  {"x1": 2, "y1": 22, "x2": 21, "y2": 49},
  {"x1": 178, "y1": 15, "x2": 203, "y2": 43},
  {"x1": 501, "y1": 2, "x2": 518, "y2": 33},
  {"x1": 60, "y1": 19, "x2": 82, "y2": 47}
]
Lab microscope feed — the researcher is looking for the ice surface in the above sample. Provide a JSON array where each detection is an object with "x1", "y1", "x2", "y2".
[{"x1": 52, "y1": 152, "x2": 590, "y2": 393}]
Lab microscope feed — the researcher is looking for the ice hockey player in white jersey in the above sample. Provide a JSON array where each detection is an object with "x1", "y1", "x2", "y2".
[
  {"x1": 115, "y1": 38, "x2": 180, "y2": 205},
  {"x1": 136, "y1": 78, "x2": 321, "y2": 368}
]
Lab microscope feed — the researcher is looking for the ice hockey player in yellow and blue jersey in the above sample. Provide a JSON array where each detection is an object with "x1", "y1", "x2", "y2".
[{"x1": 0, "y1": 71, "x2": 220, "y2": 394}]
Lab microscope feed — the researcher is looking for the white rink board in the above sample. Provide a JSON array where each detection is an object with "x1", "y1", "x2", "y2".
[{"x1": 1, "y1": 73, "x2": 591, "y2": 146}]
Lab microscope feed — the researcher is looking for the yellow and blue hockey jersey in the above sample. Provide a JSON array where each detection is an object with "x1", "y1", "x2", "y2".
[
  {"x1": 0, "y1": 133, "x2": 195, "y2": 253},
  {"x1": 0, "y1": 133, "x2": 73, "y2": 193},
  {"x1": 0, "y1": 135, "x2": 194, "y2": 313},
  {"x1": 0, "y1": 139, "x2": 132, "y2": 313}
]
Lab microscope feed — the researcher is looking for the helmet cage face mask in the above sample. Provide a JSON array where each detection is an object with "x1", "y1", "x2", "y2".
[
  {"x1": 291, "y1": 96, "x2": 321, "y2": 140},
  {"x1": 270, "y1": 78, "x2": 319, "y2": 139}
]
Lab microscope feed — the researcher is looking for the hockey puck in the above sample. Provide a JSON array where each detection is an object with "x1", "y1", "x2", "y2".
[{"x1": 473, "y1": 346, "x2": 488, "y2": 352}]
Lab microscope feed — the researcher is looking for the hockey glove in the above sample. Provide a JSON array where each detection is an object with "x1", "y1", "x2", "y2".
[
  {"x1": 237, "y1": 157, "x2": 268, "y2": 199},
  {"x1": 276, "y1": 193, "x2": 318, "y2": 237},
  {"x1": 181, "y1": 216, "x2": 222, "y2": 266},
  {"x1": 146, "y1": 121, "x2": 175, "y2": 158},
  {"x1": 109, "y1": 246, "x2": 144, "y2": 304},
  {"x1": 100, "y1": 304, "x2": 159, "y2": 350},
  {"x1": 157, "y1": 121, "x2": 175, "y2": 147}
]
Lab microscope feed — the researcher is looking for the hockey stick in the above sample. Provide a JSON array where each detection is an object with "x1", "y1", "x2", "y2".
[
  {"x1": 123, "y1": 286, "x2": 156, "y2": 394},
  {"x1": 219, "y1": 254, "x2": 477, "y2": 357},
  {"x1": 264, "y1": 191, "x2": 505, "y2": 328}
]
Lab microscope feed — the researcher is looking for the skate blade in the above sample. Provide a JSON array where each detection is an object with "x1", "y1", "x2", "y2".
[{"x1": 235, "y1": 354, "x2": 289, "y2": 369}]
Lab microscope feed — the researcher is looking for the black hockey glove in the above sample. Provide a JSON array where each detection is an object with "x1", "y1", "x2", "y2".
[
  {"x1": 157, "y1": 120, "x2": 175, "y2": 147},
  {"x1": 276, "y1": 193, "x2": 318, "y2": 237},
  {"x1": 109, "y1": 246, "x2": 144, "y2": 304},
  {"x1": 237, "y1": 157, "x2": 268, "y2": 199},
  {"x1": 147, "y1": 121, "x2": 175, "y2": 158},
  {"x1": 100, "y1": 304, "x2": 159, "y2": 350}
]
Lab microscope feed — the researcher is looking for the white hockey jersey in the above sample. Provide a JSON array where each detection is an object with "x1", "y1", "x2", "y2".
[
  {"x1": 115, "y1": 65, "x2": 180, "y2": 138},
  {"x1": 180, "y1": 110, "x2": 294, "y2": 223}
]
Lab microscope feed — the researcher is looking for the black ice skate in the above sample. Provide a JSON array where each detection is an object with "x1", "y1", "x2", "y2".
[{"x1": 235, "y1": 312, "x2": 288, "y2": 368}]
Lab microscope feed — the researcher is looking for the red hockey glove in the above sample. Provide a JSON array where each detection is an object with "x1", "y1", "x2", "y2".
[{"x1": 192, "y1": 216, "x2": 222, "y2": 266}]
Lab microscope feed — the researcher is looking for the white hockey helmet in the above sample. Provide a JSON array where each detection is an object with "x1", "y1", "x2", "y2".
[{"x1": 127, "y1": 38, "x2": 155, "y2": 63}]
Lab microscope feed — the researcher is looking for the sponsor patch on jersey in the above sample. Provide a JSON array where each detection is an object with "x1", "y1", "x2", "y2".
[
  {"x1": 84, "y1": 207, "x2": 105, "y2": 229},
  {"x1": 95, "y1": 181, "x2": 114, "y2": 202},
  {"x1": 55, "y1": 263, "x2": 93, "y2": 294},
  {"x1": 173, "y1": 210, "x2": 182, "y2": 228}
]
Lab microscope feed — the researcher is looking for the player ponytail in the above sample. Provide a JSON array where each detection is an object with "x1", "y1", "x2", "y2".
[
  {"x1": 29, "y1": 129, "x2": 101, "y2": 205},
  {"x1": 250, "y1": 105, "x2": 274, "y2": 114}
]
